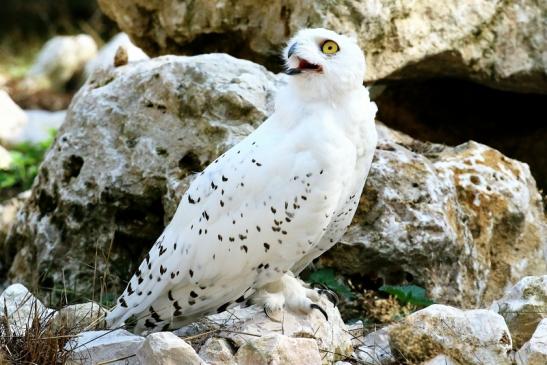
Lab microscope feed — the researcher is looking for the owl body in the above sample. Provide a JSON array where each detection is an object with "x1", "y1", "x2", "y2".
[{"x1": 107, "y1": 28, "x2": 378, "y2": 333}]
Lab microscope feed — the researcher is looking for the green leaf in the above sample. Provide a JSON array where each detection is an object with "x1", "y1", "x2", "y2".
[
  {"x1": 306, "y1": 268, "x2": 354, "y2": 299},
  {"x1": 379, "y1": 284, "x2": 434, "y2": 307}
]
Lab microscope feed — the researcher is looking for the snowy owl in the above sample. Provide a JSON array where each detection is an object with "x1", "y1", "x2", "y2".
[{"x1": 107, "y1": 28, "x2": 378, "y2": 333}]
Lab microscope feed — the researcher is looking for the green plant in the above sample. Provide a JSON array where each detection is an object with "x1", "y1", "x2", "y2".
[
  {"x1": 379, "y1": 284, "x2": 434, "y2": 307},
  {"x1": 0, "y1": 131, "x2": 55, "y2": 191},
  {"x1": 306, "y1": 268, "x2": 354, "y2": 299}
]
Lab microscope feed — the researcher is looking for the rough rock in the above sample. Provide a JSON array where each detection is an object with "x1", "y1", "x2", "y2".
[
  {"x1": 177, "y1": 294, "x2": 352, "y2": 364},
  {"x1": 0, "y1": 283, "x2": 53, "y2": 334},
  {"x1": 66, "y1": 329, "x2": 144, "y2": 365},
  {"x1": 22, "y1": 34, "x2": 97, "y2": 91},
  {"x1": 320, "y1": 138, "x2": 547, "y2": 307},
  {"x1": 235, "y1": 333, "x2": 322, "y2": 365},
  {"x1": 136, "y1": 332, "x2": 203, "y2": 365},
  {"x1": 388, "y1": 304, "x2": 512, "y2": 365},
  {"x1": 0, "y1": 192, "x2": 29, "y2": 260},
  {"x1": 98, "y1": 0, "x2": 547, "y2": 93},
  {"x1": 53, "y1": 301, "x2": 108, "y2": 332},
  {"x1": 515, "y1": 318, "x2": 547, "y2": 365},
  {"x1": 355, "y1": 326, "x2": 395, "y2": 364},
  {"x1": 84, "y1": 33, "x2": 149, "y2": 77},
  {"x1": 0, "y1": 90, "x2": 27, "y2": 147},
  {"x1": 3, "y1": 53, "x2": 282, "y2": 300},
  {"x1": 491, "y1": 275, "x2": 547, "y2": 348},
  {"x1": 198, "y1": 337, "x2": 237, "y2": 365}
]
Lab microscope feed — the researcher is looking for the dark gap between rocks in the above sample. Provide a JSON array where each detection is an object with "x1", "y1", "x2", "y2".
[{"x1": 374, "y1": 77, "x2": 547, "y2": 191}]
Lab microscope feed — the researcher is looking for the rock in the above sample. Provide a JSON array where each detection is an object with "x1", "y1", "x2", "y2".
[
  {"x1": 491, "y1": 275, "x2": 547, "y2": 348},
  {"x1": 136, "y1": 332, "x2": 203, "y2": 365},
  {"x1": 235, "y1": 333, "x2": 322, "y2": 365},
  {"x1": 423, "y1": 355, "x2": 460, "y2": 365},
  {"x1": 194, "y1": 294, "x2": 353, "y2": 364},
  {"x1": 0, "y1": 90, "x2": 65, "y2": 147},
  {"x1": 84, "y1": 33, "x2": 148, "y2": 77},
  {"x1": 0, "y1": 192, "x2": 29, "y2": 262},
  {"x1": 515, "y1": 318, "x2": 547, "y2": 365},
  {"x1": 0, "y1": 90, "x2": 27, "y2": 147},
  {"x1": 53, "y1": 301, "x2": 108, "y2": 332},
  {"x1": 0, "y1": 146, "x2": 12, "y2": 170},
  {"x1": 388, "y1": 304, "x2": 512, "y2": 365},
  {"x1": 98, "y1": 0, "x2": 546, "y2": 93},
  {"x1": 3, "y1": 53, "x2": 282, "y2": 301},
  {"x1": 66, "y1": 329, "x2": 143, "y2": 365},
  {"x1": 0, "y1": 283, "x2": 53, "y2": 334},
  {"x1": 22, "y1": 34, "x2": 97, "y2": 91},
  {"x1": 198, "y1": 337, "x2": 237, "y2": 365},
  {"x1": 320, "y1": 139, "x2": 547, "y2": 307},
  {"x1": 355, "y1": 327, "x2": 395, "y2": 364}
]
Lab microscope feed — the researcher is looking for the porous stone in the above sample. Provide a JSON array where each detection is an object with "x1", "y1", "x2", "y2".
[
  {"x1": 136, "y1": 332, "x2": 203, "y2": 365},
  {"x1": 320, "y1": 138, "x2": 547, "y2": 307},
  {"x1": 515, "y1": 318, "x2": 547, "y2": 365},
  {"x1": 235, "y1": 333, "x2": 322, "y2": 365},
  {"x1": 98, "y1": 0, "x2": 547, "y2": 93},
  {"x1": 491, "y1": 275, "x2": 547, "y2": 348},
  {"x1": 388, "y1": 304, "x2": 512, "y2": 365},
  {"x1": 198, "y1": 337, "x2": 237, "y2": 365}
]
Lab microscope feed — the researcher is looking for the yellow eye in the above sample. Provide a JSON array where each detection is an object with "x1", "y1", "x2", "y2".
[{"x1": 321, "y1": 40, "x2": 339, "y2": 54}]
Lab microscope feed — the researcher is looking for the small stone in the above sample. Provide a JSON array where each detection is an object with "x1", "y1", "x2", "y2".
[
  {"x1": 53, "y1": 301, "x2": 108, "y2": 332},
  {"x1": 389, "y1": 304, "x2": 512, "y2": 365},
  {"x1": 136, "y1": 332, "x2": 203, "y2": 365},
  {"x1": 84, "y1": 33, "x2": 148, "y2": 76},
  {"x1": 198, "y1": 337, "x2": 237, "y2": 365},
  {"x1": 355, "y1": 326, "x2": 395, "y2": 364},
  {"x1": 113, "y1": 46, "x2": 129, "y2": 67},
  {"x1": 0, "y1": 283, "x2": 53, "y2": 335},
  {"x1": 491, "y1": 275, "x2": 547, "y2": 348},
  {"x1": 235, "y1": 333, "x2": 322, "y2": 365},
  {"x1": 516, "y1": 318, "x2": 547, "y2": 365},
  {"x1": 66, "y1": 329, "x2": 143, "y2": 365}
]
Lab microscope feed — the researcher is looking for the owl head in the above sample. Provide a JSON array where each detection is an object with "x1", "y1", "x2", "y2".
[{"x1": 283, "y1": 28, "x2": 366, "y2": 100}]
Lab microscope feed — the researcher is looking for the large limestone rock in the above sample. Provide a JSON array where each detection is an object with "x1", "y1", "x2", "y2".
[
  {"x1": 491, "y1": 275, "x2": 547, "y2": 348},
  {"x1": 320, "y1": 134, "x2": 547, "y2": 307},
  {"x1": 98, "y1": 0, "x2": 547, "y2": 93},
  {"x1": 515, "y1": 318, "x2": 547, "y2": 365},
  {"x1": 22, "y1": 34, "x2": 97, "y2": 91},
  {"x1": 389, "y1": 304, "x2": 512, "y2": 365},
  {"x1": 3, "y1": 53, "x2": 282, "y2": 300}
]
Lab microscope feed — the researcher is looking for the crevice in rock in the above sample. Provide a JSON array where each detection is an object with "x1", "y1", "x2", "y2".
[
  {"x1": 374, "y1": 77, "x2": 547, "y2": 191},
  {"x1": 62, "y1": 155, "x2": 84, "y2": 183}
]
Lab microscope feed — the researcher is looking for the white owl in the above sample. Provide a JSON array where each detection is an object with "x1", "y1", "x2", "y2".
[{"x1": 106, "y1": 28, "x2": 378, "y2": 333}]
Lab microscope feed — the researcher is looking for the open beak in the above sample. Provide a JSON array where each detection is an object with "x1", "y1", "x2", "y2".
[{"x1": 285, "y1": 43, "x2": 322, "y2": 76}]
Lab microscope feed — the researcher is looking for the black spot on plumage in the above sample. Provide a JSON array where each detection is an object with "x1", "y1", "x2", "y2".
[
  {"x1": 258, "y1": 263, "x2": 264, "y2": 269},
  {"x1": 161, "y1": 323, "x2": 170, "y2": 331},
  {"x1": 256, "y1": 225, "x2": 261, "y2": 232},
  {"x1": 159, "y1": 246, "x2": 167, "y2": 256},
  {"x1": 239, "y1": 234, "x2": 247, "y2": 240},
  {"x1": 200, "y1": 285, "x2": 207, "y2": 290},
  {"x1": 171, "y1": 272, "x2": 175, "y2": 279},
  {"x1": 149, "y1": 274, "x2": 153, "y2": 280},
  {"x1": 236, "y1": 295, "x2": 245, "y2": 303},
  {"x1": 137, "y1": 291, "x2": 142, "y2": 296},
  {"x1": 218, "y1": 234, "x2": 223, "y2": 241},
  {"x1": 241, "y1": 245, "x2": 248, "y2": 253},
  {"x1": 160, "y1": 265, "x2": 167, "y2": 275},
  {"x1": 119, "y1": 297, "x2": 128, "y2": 308},
  {"x1": 306, "y1": 172, "x2": 312, "y2": 177},
  {"x1": 199, "y1": 228, "x2": 202, "y2": 235},
  {"x1": 145, "y1": 253, "x2": 150, "y2": 264},
  {"x1": 136, "y1": 268, "x2": 141, "y2": 277},
  {"x1": 190, "y1": 291, "x2": 198, "y2": 298},
  {"x1": 229, "y1": 237, "x2": 235, "y2": 242},
  {"x1": 173, "y1": 243, "x2": 177, "y2": 250},
  {"x1": 272, "y1": 226, "x2": 281, "y2": 232},
  {"x1": 264, "y1": 264, "x2": 270, "y2": 269},
  {"x1": 138, "y1": 277, "x2": 144, "y2": 284},
  {"x1": 188, "y1": 195, "x2": 196, "y2": 204},
  {"x1": 320, "y1": 169, "x2": 324, "y2": 174},
  {"x1": 189, "y1": 269, "x2": 194, "y2": 277},
  {"x1": 148, "y1": 263, "x2": 152, "y2": 270},
  {"x1": 264, "y1": 243, "x2": 270, "y2": 252},
  {"x1": 127, "y1": 283, "x2": 134, "y2": 295},
  {"x1": 301, "y1": 195, "x2": 307, "y2": 200},
  {"x1": 147, "y1": 291, "x2": 152, "y2": 296},
  {"x1": 145, "y1": 319, "x2": 155, "y2": 328},
  {"x1": 281, "y1": 230, "x2": 287, "y2": 235},
  {"x1": 271, "y1": 206, "x2": 277, "y2": 214},
  {"x1": 222, "y1": 175, "x2": 228, "y2": 181},
  {"x1": 202, "y1": 211, "x2": 209, "y2": 220},
  {"x1": 217, "y1": 302, "x2": 230, "y2": 313},
  {"x1": 256, "y1": 162, "x2": 262, "y2": 166},
  {"x1": 211, "y1": 181, "x2": 217, "y2": 190},
  {"x1": 220, "y1": 200, "x2": 224, "y2": 207},
  {"x1": 188, "y1": 299, "x2": 196, "y2": 305},
  {"x1": 168, "y1": 290, "x2": 174, "y2": 301},
  {"x1": 149, "y1": 306, "x2": 161, "y2": 322}
]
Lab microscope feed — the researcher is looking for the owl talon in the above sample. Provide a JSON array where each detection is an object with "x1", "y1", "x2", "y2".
[
  {"x1": 310, "y1": 303, "x2": 329, "y2": 321},
  {"x1": 318, "y1": 288, "x2": 339, "y2": 306},
  {"x1": 264, "y1": 306, "x2": 283, "y2": 322}
]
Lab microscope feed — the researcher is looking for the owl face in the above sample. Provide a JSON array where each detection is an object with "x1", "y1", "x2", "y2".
[{"x1": 283, "y1": 28, "x2": 366, "y2": 97}]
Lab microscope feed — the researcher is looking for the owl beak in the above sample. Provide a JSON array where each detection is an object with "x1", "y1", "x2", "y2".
[
  {"x1": 285, "y1": 43, "x2": 302, "y2": 75},
  {"x1": 288, "y1": 43, "x2": 298, "y2": 59}
]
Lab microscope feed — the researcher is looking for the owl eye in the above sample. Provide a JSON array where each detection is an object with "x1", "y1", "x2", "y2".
[{"x1": 321, "y1": 40, "x2": 339, "y2": 55}]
